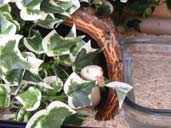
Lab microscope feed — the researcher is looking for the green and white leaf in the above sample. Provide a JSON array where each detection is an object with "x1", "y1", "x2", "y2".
[
  {"x1": 16, "y1": 106, "x2": 27, "y2": 122},
  {"x1": 15, "y1": 0, "x2": 47, "y2": 21},
  {"x1": 0, "y1": 4, "x2": 11, "y2": 13},
  {"x1": 42, "y1": 29, "x2": 84, "y2": 57},
  {"x1": 37, "y1": 14, "x2": 63, "y2": 29},
  {"x1": 26, "y1": 101, "x2": 76, "y2": 128},
  {"x1": 0, "y1": 12, "x2": 18, "y2": 34},
  {"x1": 64, "y1": 72, "x2": 96, "y2": 109},
  {"x1": 40, "y1": 0, "x2": 66, "y2": 14},
  {"x1": 42, "y1": 76, "x2": 63, "y2": 95},
  {"x1": 16, "y1": 86, "x2": 42, "y2": 111},
  {"x1": 24, "y1": 31, "x2": 44, "y2": 54},
  {"x1": 105, "y1": 81, "x2": 133, "y2": 109},
  {"x1": 0, "y1": 35, "x2": 34, "y2": 74},
  {"x1": 40, "y1": 0, "x2": 80, "y2": 16},
  {"x1": 22, "y1": 52, "x2": 43, "y2": 74},
  {"x1": 73, "y1": 48, "x2": 100, "y2": 73},
  {"x1": 58, "y1": 24, "x2": 85, "y2": 66},
  {"x1": 6, "y1": 69, "x2": 24, "y2": 86},
  {"x1": 0, "y1": 84, "x2": 10, "y2": 107},
  {"x1": 66, "y1": 0, "x2": 80, "y2": 14},
  {"x1": 79, "y1": 40, "x2": 97, "y2": 53},
  {"x1": 0, "y1": 0, "x2": 11, "y2": 7}
]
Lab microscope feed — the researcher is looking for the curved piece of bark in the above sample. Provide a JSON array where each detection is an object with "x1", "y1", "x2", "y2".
[{"x1": 64, "y1": 8, "x2": 123, "y2": 120}]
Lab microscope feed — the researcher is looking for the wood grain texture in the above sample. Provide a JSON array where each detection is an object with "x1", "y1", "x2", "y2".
[{"x1": 64, "y1": 7, "x2": 123, "y2": 120}]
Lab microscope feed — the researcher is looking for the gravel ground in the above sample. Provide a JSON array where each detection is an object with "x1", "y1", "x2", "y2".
[
  {"x1": 125, "y1": 41, "x2": 171, "y2": 109},
  {"x1": 82, "y1": 109, "x2": 130, "y2": 128}
]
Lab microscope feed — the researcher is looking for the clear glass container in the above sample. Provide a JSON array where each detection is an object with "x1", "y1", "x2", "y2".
[{"x1": 121, "y1": 35, "x2": 171, "y2": 128}]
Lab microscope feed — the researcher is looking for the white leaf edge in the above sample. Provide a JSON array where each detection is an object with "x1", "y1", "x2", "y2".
[
  {"x1": 63, "y1": 72, "x2": 92, "y2": 109},
  {"x1": 105, "y1": 81, "x2": 133, "y2": 109},
  {"x1": 0, "y1": 84, "x2": 11, "y2": 107},
  {"x1": 20, "y1": 8, "x2": 47, "y2": 21},
  {"x1": 23, "y1": 52, "x2": 43, "y2": 74},
  {"x1": 63, "y1": 72, "x2": 86, "y2": 94},
  {"x1": 24, "y1": 38, "x2": 44, "y2": 55},
  {"x1": 78, "y1": 40, "x2": 98, "y2": 54},
  {"x1": 26, "y1": 101, "x2": 76, "y2": 128},
  {"x1": 15, "y1": 87, "x2": 42, "y2": 111},
  {"x1": 25, "y1": 109, "x2": 47, "y2": 128}
]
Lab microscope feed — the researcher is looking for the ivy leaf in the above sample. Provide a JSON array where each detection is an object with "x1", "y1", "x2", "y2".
[
  {"x1": 42, "y1": 29, "x2": 84, "y2": 57},
  {"x1": 73, "y1": 48, "x2": 100, "y2": 73},
  {"x1": 15, "y1": 0, "x2": 47, "y2": 21},
  {"x1": 24, "y1": 31, "x2": 44, "y2": 54},
  {"x1": 37, "y1": 14, "x2": 63, "y2": 29},
  {"x1": 58, "y1": 25, "x2": 85, "y2": 66},
  {"x1": 64, "y1": 72, "x2": 96, "y2": 109},
  {"x1": 42, "y1": 76, "x2": 63, "y2": 95},
  {"x1": 40, "y1": 0, "x2": 65, "y2": 14},
  {"x1": 0, "y1": 4, "x2": 11, "y2": 12},
  {"x1": 0, "y1": 84, "x2": 10, "y2": 108},
  {"x1": 22, "y1": 52, "x2": 43, "y2": 74},
  {"x1": 40, "y1": 0, "x2": 80, "y2": 16},
  {"x1": 16, "y1": 86, "x2": 42, "y2": 111},
  {"x1": 105, "y1": 81, "x2": 133, "y2": 109},
  {"x1": 23, "y1": 70, "x2": 42, "y2": 82},
  {"x1": 96, "y1": 1, "x2": 113, "y2": 16},
  {"x1": 166, "y1": 0, "x2": 171, "y2": 10},
  {"x1": 0, "y1": 35, "x2": 32, "y2": 75},
  {"x1": 63, "y1": 113, "x2": 88, "y2": 126},
  {"x1": 0, "y1": 0, "x2": 11, "y2": 7},
  {"x1": 6, "y1": 69, "x2": 24, "y2": 86},
  {"x1": 0, "y1": 12, "x2": 18, "y2": 34},
  {"x1": 16, "y1": 106, "x2": 26, "y2": 122},
  {"x1": 26, "y1": 101, "x2": 76, "y2": 128}
]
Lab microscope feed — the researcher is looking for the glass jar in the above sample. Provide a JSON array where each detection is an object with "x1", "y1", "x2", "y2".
[{"x1": 121, "y1": 35, "x2": 171, "y2": 128}]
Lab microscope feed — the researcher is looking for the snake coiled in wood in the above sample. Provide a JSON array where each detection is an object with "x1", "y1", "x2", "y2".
[{"x1": 64, "y1": 7, "x2": 123, "y2": 120}]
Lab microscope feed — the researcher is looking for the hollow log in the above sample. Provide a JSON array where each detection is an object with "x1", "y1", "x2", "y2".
[{"x1": 64, "y1": 7, "x2": 123, "y2": 120}]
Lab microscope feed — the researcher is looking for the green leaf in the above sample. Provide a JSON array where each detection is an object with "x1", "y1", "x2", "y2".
[
  {"x1": 15, "y1": 0, "x2": 47, "y2": 21},
  {"x1": 73, "y1": 48, "x2": 100, "y2": 73},
  {"x1": 166, "y1": 0, "x2": 171, "y2": 10},
  {"x1": 23, "y1": 70, "x2": 42, "y2": 82},
  {"x1": 26, "y1": 101, "x2": 76, "y2": 128},
  {"x1": 16, "y1": 86, "x2": 42, "y2": 111},
  {"x1": 6, "y1": 69, "x2": 24, "y2": 86},
  {"x1": 96, "y1": 1, "x2": 113, "y2": 16},
  {"x1": 41, "y1": 76, "x2": 63, "y2": 95},
  {"x1": 22, "y1": 52, "x2": 43, "y2": 74},
  {"x1": 16, "y1": 106, "x2": 27, "y2": 122},
  {"x1": 42, "y1": 29, "x2": 84, "y2": 57},
  {"x1": 0, "y1": 35, "x2": 33, "y2": 74},
  {"x1": 40, "y1": 0, "x2": 80, "y2": 15},
  {"x1": 40, "y1": 0, "x2": 65, "y2": 14},
  {"x1": 0, "y1": 4, "x2": 11, "y2": 13},
  {"x1": 0, "y1": 0, "x2": 11, "y2": 8},
  {"x1": 64, "y1": 72, "x2": 96, "y2": 108},
  {"x1": 105, "y1": 81, "x2": 133, "y2": 109},
  {"x1": 58, "y1": 25, "x2": 85, "y2": 66},
  {"x1": 20, "y1": 8, "x2": 47, "y2": 21},
  {"x1": 37, "y1": 14, "x2": 63, "y2": 29},
  {"x1": 24, "y1": 31, "x2": 44, "y2": 54},
  {"x1": 0, "y1": 12, "x2": 17, "y2": 34},
  {"x1": 63, "y1": 113, "x2": 87, "y2": 126},
  {"x1": 0, "y1": 84, "x2": 10, "y2": 108}
]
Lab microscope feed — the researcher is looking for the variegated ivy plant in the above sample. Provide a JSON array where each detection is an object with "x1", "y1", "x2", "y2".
[{"x1": 0, "y1": 0, "x2": 131, "y2": 128}]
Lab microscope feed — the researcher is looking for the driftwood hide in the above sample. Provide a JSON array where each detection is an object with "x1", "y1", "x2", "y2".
[{"x1": 65, "y1": 7, "x2": 123, "y2": 120}]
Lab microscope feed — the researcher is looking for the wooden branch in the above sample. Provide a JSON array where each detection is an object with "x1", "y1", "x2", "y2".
[{"x1": 64, "y1": 7, "x2": 123, "y2": 120}]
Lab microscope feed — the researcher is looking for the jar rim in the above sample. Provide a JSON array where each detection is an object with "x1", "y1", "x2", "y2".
[{"x1": 124, "y1": 95, "x2": 171, "y2": 116}]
